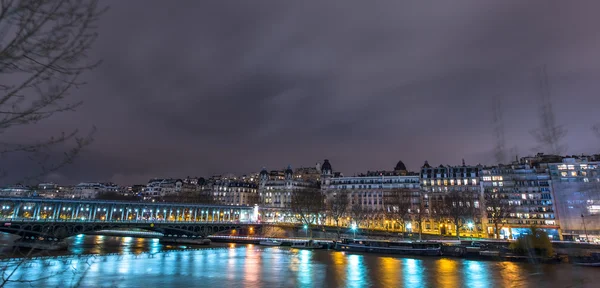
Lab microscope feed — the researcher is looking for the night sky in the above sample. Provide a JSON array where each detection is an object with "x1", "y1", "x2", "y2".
[{"x1": 7, "y1": 0, "x2": 600, "y2": 185}]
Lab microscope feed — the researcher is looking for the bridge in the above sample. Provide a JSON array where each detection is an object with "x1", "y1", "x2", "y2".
[{"x1": 0, "y1": 197, "x2": 258, "y2": 241}]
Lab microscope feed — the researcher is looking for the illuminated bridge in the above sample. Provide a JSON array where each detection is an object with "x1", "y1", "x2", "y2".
[{"x1": 0, "y1": 197, "x2": 258, "y2": 240}]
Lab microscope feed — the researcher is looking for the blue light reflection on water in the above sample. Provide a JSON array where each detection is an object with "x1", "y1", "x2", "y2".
[
  {"x1": 3, "y1": 235, "x2": 600, "y2": 288},
  {"x1": 346, "y1": 254, "x2": 369, "y2": 288},
  {"x1": 403, "y1": 258, "x2": 425, "y2": 288},
  {"x1": 296, "y1": 249, "x2": 312, "y2": 287},
  {"x1": 463, "y1": 260, "x2": 490, "y2": 288}
]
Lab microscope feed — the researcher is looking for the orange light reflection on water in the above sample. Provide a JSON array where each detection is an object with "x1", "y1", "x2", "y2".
[
  {"x1": 436, "y1": 258, "x2": 459, "y2": 288},
  {"x1": 378, "y1": 257, "x2": 400, "y2": 287}
]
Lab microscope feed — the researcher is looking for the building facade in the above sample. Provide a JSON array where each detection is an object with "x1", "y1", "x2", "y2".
[
  {"x1": 548, "y1": 155, "x2": 600, "y2": 241},
  {"x1": 322, "y1": 160, "x2": 421, "y2": 230},
  {"x1": 420, "y1": 161, "x2": 483, "y2": 237},
  {"x1": 481, "y1": 162, "x2": 559, "y2": 239},
  {"x1": 70, "y1": 182, "x2": 119, "y2": 199}
]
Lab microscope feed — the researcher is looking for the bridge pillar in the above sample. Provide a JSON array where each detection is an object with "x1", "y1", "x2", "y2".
[
  {"x1": 108, "y1": 205, "x2": 114, "y2": 221},
  {"x1": 53, "y1": 203, "x2": 62, "y2": 220},
  {"x1": 32, "y1": 204, "x2": 41, "y2": 219},
  {"x1": 193, "y1": 209, "x2": 197, "y2": 221},
  {"x1": 125, "y1": 208, "x2": 129, "y2": 220},
  {"x1": 92, "y1": 207, "x2": 97, "y2": 220},
  {"x1": 12, "y1": 203, "x2": 21, "y2": 219}
]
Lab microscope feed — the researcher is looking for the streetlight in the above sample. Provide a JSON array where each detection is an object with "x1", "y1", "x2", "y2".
[
  {"x1": 407, "y1": 222, "x2": 412, "y2": 233},
  {"x1": 351, "y1": 223, "x2": 357, "y2": 239},
  {"x1": 303, "y1": 224, "x2": 308, "y2": 238},
  {"x1": 468, "y1": 222, "x2": 474, "y2": 239}
]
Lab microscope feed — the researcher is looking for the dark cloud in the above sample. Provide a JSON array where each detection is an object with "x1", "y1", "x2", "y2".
[{"x1": 4, "y1": 0, "x2": 600, "y2": 185}]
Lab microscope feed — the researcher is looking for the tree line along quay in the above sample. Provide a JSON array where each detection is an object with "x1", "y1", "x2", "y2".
[{"x1": 2, "y1": 153, "x2": 600, "y2": 244}]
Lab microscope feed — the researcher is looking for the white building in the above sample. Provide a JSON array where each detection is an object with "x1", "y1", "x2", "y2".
[
  {"x1": 420, "y1": 160, "x2": 483, "y2": 236},
  {"x1": 0, "y1": 184, "x2": 32, "y2": 197},
  {"x1": 258, "y1": 165, "x2": 319, "y2": 209},
  {"x1": 322, "y1": 160, "x2": 421, "y2": 229},
  {"x1": 212, "y1": 179, "x2": 258, "y2": 206},
  {"x1": 70, "y1": 182, "x2": 119, "y2": 199},
  {"x1": 547, "y1": 155, "x2": 600, "y2": 241},
  {"x1": 481, "y1": 162, "x2": 558, "y2": 239}
]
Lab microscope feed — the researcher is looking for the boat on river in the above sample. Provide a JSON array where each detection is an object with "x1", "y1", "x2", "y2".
[
  {"x1": 159, "y1": 237, "x2": 210, "y2": 245},
  {"x1": 573, "y1": 252, "x2": 600, "y2": 267},
  {"x1": 291, "y1": 240, "x2": 325, "y2": 250},
  {"x1": 335, "y1": 239, "x2": 442, "y2": 256},
  {"x1": 259, "y1": 239, "x2": 282, "y2": 246}
]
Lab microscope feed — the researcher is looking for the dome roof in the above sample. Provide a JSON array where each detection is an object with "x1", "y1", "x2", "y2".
[
  {"x1": 285, "y1": 165, "x2": 293, "y2": 174},
  {"x1": 321, "y1": 159, "x2": 332, "y2": 171},
  {"x1": 259, "y1": 167, "x2": 268, "y2": 175},
  {"x1": 394, "y1": 160, "x2": 407, "y2": 171}
]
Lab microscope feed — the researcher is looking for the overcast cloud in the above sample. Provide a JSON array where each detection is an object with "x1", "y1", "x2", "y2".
[{"x1": 4, "y1": 0, "x2": 600, "y2": 185}]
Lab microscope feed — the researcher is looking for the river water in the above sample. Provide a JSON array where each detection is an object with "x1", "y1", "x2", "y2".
[{"x1": 0, "y1": 234, "x2": 599, "y2": 287}]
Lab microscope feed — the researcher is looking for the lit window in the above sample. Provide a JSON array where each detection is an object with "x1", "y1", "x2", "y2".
[
  {"x1": 463, "y1": 179, "x2": 468, "y2": 185},
  {"x1": 568, "y1": 165, "x2": 575, "y2": 170},
  {"x1": 443, "y1": 180, "x2": 448, "y2": 186},
  {"x1": 499, "y1": 182, "x2": 504, "y2": 186},
  {"x1": 472, "y1": 179, "x2": 477, "y2": 185},
  {"x1": 561, "y1": 172, "x2": 567, "y2": 177},
  {"x1": 521, "y1": 194, "x2": 526, "y2": 200},
  {"x1": 450, "y1": 179, "x2": 455, "y2": 185},
  {"x1": 571, "y1": 171, "x2": 577, "y2": 177},
  {"x1": 558, "y1": 164, "x2": 567, "y2": 170}
]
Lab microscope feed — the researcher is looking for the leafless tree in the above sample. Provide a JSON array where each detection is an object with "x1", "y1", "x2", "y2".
[
  {"x1": 0, "y1": 0, "x2": 106, "y2": 183},
  {"x1": 326, "y1": 190, "x2": 349, "y2": 239},
  {"x1": 484, "y1": 188, "x2": 515, "y2": 239},
  {"x1": 530, "y1": 65, "x2": 567, "y2": 155},
  {"x1": 349, "y1": 201, "x2": 367, "y2": 229},
  {"x1": 290, "y1": 188, "x2": 325, "y2": 238},
  {"x1": 436, "y1": 191, "x2": 478, "y2": 239},
  {"x1": 0, "y1": 0, "x2": 105, "y2": 286},
  {"x1": 383, "y1": 188, "x2": 412, "y2": 232},
  {"x1": 410, "y1": 190, "x2": 429, "y2": 240}
]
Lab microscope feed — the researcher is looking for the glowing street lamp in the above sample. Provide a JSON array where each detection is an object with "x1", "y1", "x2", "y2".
[
  {"x1": 467, "y1": 222, "x2": 474, "y2": 239},
  {"x1": 351, "y1": 223, "x2": 357, "y2": 239},
  {"x1": 303, "y1": 224, "x2": 308, "y2": 238}
]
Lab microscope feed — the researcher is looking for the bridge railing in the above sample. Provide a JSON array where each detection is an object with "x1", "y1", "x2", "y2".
[{"x1": 0, "y1": 217, "x2": 261, "y2": 225}]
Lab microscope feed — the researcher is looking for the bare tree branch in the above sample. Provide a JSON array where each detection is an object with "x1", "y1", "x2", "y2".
[
  {"x1": 326, "y1": 189, "x2": 349, "y2": 239},
  {"x1": 290, "y1": 187, "x2": 325, "y2": 238},
  {"x1": 0, "y1": 0, "x2": 106, "y2": 183},
  {"x1": 484, "y1": 185, "x2": 515, "y2": 239},
  {"x1": 383, "y1": 188, "x2": 412, "y2": 232},
  {"x1": 530, "y1": 65, "x2": 567, "y2": 155}
]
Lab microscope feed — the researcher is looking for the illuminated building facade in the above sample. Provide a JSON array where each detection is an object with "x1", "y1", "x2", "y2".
[
  {"x1": 548, "y1": 155, "x2": 600, "y2": 241},
  {"x1": 481, "y1": 162, "x2": 559, "y2": 239},
  {"x1": 420, "y1": 161, "x2": 483, "y2": 236}
]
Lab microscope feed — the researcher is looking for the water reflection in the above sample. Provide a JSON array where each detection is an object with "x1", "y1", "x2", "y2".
[
  {"x1": 403, "y1": 258, "x2": 425, "y2": 288},
  {"x1": 346, "y1": 254, "x2": 369, "y2": 288},
  {"x1": 378, "y1": 257, "x2": 399, "y2": 287},
  {"x1": 463, "y1": 261, "x2": 490, "y2": 288},
  {"x1": 2, "y1": 235, "x2": 600, "y2": 287},
  {"x1": 296, "y1": 249, "x2": 313, "y2": 287},
  {"x1": 436, "y1": 258, "x2": 460, "y2": 288}
]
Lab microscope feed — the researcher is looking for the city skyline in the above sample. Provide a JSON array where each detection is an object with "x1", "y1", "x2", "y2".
[{"x1": 4, "y1": 0, "x2": 600, "y2": 186}]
